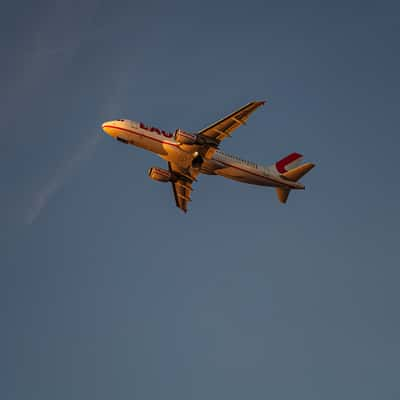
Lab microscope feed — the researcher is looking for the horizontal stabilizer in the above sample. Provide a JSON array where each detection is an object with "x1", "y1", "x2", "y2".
[
  {"x1": 276, "y1": 162, "x2": 315, "y2": 204},
  {"x1": 281, "y1": 162, "x2": 315, "y2": 182},
  {"x1": 276, "y1": 188, "x2": 290, "y2": 203}
]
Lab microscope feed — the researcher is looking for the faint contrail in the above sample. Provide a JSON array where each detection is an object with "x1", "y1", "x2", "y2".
[{"x1": 26, "y1": 134, "x2": 100, "y2": 224}]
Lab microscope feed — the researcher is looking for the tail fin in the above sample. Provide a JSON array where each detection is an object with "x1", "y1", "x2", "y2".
[
  {"x1": 275, "y1": 152, "x2": 304, "y2": 173},
  {"x1": 276, "y1": 162, "x2": 315, "y2": 203}
]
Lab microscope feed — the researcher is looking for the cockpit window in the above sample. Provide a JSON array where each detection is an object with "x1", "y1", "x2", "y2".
[{"x1": 117, "y1": 119, "x2": 125, "y2": 122}]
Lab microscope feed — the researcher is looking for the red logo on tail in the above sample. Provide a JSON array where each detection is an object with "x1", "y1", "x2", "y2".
[{"x1": 275, "y1": 153, "x2": 303, "y2": 173}]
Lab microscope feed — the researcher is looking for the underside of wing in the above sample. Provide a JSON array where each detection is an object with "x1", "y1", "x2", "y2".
[
  {"x1": 166, "y1": 102, "x2": 265, "y2": 212},
  {"x1": 171, "y1": 178, "x2": 193, "y2": 213},
  {"x1": 168, "y1": 162, "x2": 198, "y2": 213},
  {"x1": 197, "y1": 101, "x2": 265, "y2": 145}
]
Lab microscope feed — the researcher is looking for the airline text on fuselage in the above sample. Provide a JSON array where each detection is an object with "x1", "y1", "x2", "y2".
[{"x1": 139, "y1": 122, "x2": 174, "y2": 138}]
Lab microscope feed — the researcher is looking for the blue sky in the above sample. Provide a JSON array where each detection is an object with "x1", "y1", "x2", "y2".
[{"x1": 1, "y1": 1, "x2": 400, "y2": 399}]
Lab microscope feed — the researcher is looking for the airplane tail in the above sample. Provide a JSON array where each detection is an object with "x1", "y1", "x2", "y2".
[
  {"x1": 274, "y1": 152, "x2": 304, "y2": 173},
  {"x1": 274, "y1": 153, "x2": 315, "y2": 203}
]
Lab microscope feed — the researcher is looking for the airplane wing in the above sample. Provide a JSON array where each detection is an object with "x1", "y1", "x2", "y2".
[
  {"x1": 169, "y1": 101, "x2": 265, "y2": 212},
  {"x1": 197, "y1": 101, "x2": 265, "y2": 145},
  {"x1": 168, "y1": 162, "x2": 199, "y2": 213}
]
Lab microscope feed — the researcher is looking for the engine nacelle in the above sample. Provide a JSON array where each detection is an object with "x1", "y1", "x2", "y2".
[
  {"x1": 148, "y1": 167, "x2": 173, "y2": 182},
  {"x1": 175, "y1": 129, "x2": 197, "y2": 145}
]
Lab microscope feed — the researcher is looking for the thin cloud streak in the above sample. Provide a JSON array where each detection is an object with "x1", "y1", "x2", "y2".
[
  {"x1": 26, "y1": 134, "x2": 100, "y2": 224},
  {"x1": 24, "y1": 61, "x2": 132, "y2": 226}
]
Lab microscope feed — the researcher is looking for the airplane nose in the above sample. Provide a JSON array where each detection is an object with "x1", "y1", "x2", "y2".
[{"x1": 102, "y1": 121, "x2": 113, "y2": 136}]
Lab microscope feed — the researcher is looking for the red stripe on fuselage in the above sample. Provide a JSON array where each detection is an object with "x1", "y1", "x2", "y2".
[{"x1": 217, "y1": 160, "x2": 289, "y2": 186}]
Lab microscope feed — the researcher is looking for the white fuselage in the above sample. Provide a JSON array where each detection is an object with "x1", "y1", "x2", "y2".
[{"x1": 101, "y1": 119, "x2": 301, "y2": 189}]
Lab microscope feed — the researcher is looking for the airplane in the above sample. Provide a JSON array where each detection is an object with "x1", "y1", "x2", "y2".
[{"x1": 101, "y1": 101, "x2": 315, "y2": 213}]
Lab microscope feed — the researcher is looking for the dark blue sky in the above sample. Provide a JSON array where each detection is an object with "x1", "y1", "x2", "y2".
[{"x1": 2, "y1": 1, "x2": 400, "y2": 399}]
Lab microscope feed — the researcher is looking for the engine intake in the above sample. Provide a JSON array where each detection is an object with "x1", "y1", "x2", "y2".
[
  {"x1": 175, "y1": 129, "x2": 197, "y2": 145},
  {"x1": 148, "y1": 167, "x2": 174, "y2": 182}
]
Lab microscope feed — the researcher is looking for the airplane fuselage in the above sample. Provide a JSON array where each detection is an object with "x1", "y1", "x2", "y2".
[{"x1": 102, "y1": 119, "x2": 302, "y2": 189}]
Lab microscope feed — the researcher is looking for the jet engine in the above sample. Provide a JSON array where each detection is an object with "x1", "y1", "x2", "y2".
[
  {"x1": 175, "y1": 129, "x2": 197, "y2": 145},
  {"x1": 148, "y1": 167, "x2": 174, "y2": 182}
]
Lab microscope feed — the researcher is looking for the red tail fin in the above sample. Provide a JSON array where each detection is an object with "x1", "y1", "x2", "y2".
[{"x1": 275, "y1": 153, "x2": 303, "y2": 173}]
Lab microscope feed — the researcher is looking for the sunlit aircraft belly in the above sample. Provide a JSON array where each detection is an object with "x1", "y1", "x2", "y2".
[
  {"x1": 201, "y1": 157, "x2": 283, "y2": 187},
  {"x1": 108, "y1": 123, "x2": 194, "y2": 166}
]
